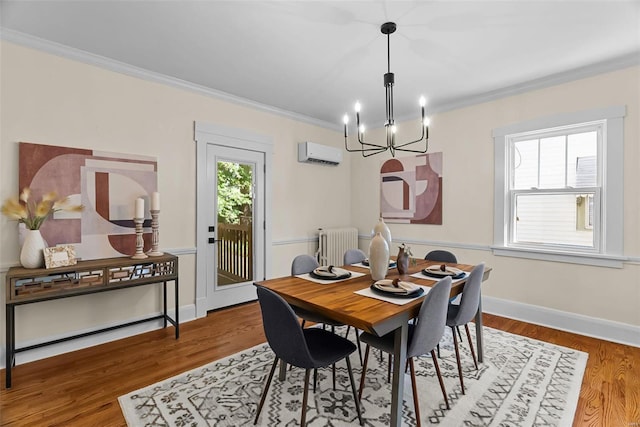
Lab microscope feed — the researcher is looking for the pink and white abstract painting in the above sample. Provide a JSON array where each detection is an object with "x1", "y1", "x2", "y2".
[
  {"x1": 19, "y1": 142, "x2": 157, "y2": 260},
  {"x1": 380, "y1": 152, "x2": 443, "y2": 225}
]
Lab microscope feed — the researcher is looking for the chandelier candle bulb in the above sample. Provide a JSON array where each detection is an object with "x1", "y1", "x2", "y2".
[
  {"x1": 135, "y1": 197, "x2": 144, "y2": 219},
  {"x1": 343, "y1": 22, "x2": 431, "y2": 158}
]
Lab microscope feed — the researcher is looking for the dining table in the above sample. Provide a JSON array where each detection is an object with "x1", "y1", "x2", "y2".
[{"x1": 254, "y1": 257, "x2": 491, "y2": 427}]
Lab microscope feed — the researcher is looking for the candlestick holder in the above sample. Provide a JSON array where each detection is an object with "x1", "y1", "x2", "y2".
[
  {"x1": 148, "y1": 209, "x2": 164, "y2": 256},
  {"x1": 131, "y1": 217, "x2": 148, "y2": 260}
]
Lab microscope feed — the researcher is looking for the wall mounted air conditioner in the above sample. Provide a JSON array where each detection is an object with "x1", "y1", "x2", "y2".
[{"x1": 298, "y1": 141, "x2": 342, "y2": 166}]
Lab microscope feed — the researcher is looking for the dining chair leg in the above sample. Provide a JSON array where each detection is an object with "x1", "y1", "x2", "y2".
[
  {"x1": 437, "y1": 343, "x2": 441, "y2": 358},
  {"x1": 333, "y1": 363, "x2": 336, "y2": 390},
  {"x1": 358, "y1": 345, "x2": 370, "y2": 400},
  {"x1": 457, "y1": 325, "x2": 463, "y2": 340},
  {"x1": 254, "y1": 357, "x2": 279, "y2": 424},
  {"x1": 430, "y1": 349, "x2": 450, "y2": 410},
  {"x1": 313, "y1": 368, "x2": 318, "y2": 393},
  {"x1": 345, "y1": 356, "x2": 364, "y2": 425},
  {"x1": 355, "y1": 334, "x2": 363, "y2": 365},
  {"x1": 344, "y1": 326, "x2": 363, "y2": 364},
  {"x1": 331, "y1": 325, "x2": 337, "y2": 389},
  {"x1": 408, "y1": 357, "x2": 421, "y2": 427},
  {"x1": 301, "y1": 369, "x2": 311, "y2": 426},
  {"x1": 387, "y1": 355, "x2": 392, "y2": 383},
  {"x1": 452, "y1": 326, "x2": 465, "y2": 394},
  {"x1": 464, "y1": 324, "x2": 479, "y2": 370},
  {"x1": 301, "y1": 319, "x2": 306, "y2": 328}
]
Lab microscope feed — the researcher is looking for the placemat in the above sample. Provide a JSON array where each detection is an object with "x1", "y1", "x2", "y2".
[{"x1": 354, "y1": 284, "x2": 431, "y2": 305}]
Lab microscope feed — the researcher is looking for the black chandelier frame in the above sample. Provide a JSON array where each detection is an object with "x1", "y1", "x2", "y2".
[{"x1": 343, "y1": 22, "x2": 430, "y2": 158}]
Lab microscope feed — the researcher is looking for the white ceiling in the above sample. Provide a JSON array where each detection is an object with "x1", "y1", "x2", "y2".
[{"x1": 1, "y1": 1, "x2": 639, "y2": 129}]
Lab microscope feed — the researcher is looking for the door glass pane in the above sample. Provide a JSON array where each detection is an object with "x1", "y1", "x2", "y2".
[
  {"x1": 514, "y1": 193, "x2": 594, "y2": 247},
  {"x1": 217, "y1": 161, "x2": 253, "y2": 286}
]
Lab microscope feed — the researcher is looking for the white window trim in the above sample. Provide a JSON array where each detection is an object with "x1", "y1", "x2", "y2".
[{"x1": 492, "y1": 105, "x2": 626, "y2": 268}]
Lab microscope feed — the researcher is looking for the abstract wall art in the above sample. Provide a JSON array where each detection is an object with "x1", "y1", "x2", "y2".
[
  {"x1": 380, "y1": 152, "x2": 443, "y2": 224},
  {"x1": 19, "y1": 142, "x2": 157, "y2": 260}
]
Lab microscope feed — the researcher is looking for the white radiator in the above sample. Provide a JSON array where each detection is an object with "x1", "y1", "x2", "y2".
[{"x1": 317, "y1": 227, "x2": 359, "y2": 266}]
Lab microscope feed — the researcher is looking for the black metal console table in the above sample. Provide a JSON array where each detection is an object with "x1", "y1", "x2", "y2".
[{"x1": 4, "y1": 253, "x2": 179, "y2": 388}]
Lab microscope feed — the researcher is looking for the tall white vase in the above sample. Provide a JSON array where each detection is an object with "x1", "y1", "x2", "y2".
[
  {"x1": 373, "y1": 217, "x2": 392, "y2": 251},
  {"x1": 369, "y1": 232, "x2": 389, "y2": 281},
  {"x1": 20, "y1": 229, "x2": 46, "y2": 268}
]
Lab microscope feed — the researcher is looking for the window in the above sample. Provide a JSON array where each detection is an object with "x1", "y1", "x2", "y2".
[
  {"x1": 510, "y1": 125, "x2": 599, "y2": 250},
  {"x1": 493, "y1": 106, "x2": 625, "y2": 267}
]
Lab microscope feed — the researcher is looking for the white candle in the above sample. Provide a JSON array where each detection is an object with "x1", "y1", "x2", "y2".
[
  {"x1": 135, "y1": 197, "x2": 144, "y2": 219},
  {"x1": 151, "y1": 191, "x2": 160, "y2": 211}
]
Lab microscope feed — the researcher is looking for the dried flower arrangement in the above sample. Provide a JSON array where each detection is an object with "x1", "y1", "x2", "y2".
[{"x1": 1, "y1": 188, "x2": 84, "y2": 230}]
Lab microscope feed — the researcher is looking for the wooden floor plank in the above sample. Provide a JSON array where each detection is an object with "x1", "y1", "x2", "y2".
[{"x1": 1, "y1": 303, "x2": 638, "y2": 426}]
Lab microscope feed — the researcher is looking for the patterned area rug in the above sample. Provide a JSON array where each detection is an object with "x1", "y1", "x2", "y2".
[{"x1": 119, "y1": 325, "x2": 587, "y2": 426}]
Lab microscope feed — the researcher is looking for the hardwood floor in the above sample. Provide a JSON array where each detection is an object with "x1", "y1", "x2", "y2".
[{"x1": 1, "y1": 303, "x2": 638, "y2": 426}]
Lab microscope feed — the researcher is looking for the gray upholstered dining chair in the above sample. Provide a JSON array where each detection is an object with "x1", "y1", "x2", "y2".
[
  {"x1": 291, "y1": 254, "x2": 320, "y2": 277},
  {"x1": 358, "y1": 277, "x2": 453, "y2": 426},
  {"x1": 254, "y1": 286, "x2": 363, "y2": 426},
  {"x1": 291, "y1": 254, "x2": 363, "y2": 367},
  {"x1": 424, "y1": 249, "x2": 460, "y2": 354},
  {"x1": 446, "y1": 262, "x2": 485, "y2": 394},
  {"x1": 424, "y1": 249, "x2": 458, "y2": 263},
  {"x1": 343, "y1": 248, "x2": 367, "y2": 265}
]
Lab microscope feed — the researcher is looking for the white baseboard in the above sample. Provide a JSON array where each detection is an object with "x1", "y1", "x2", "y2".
[
  {"x1": 483, "y1": 296, "x2": 640, "y2": 348},
  {"x1": 0, "y1": 304, "x2": 196, "y2": 369}
]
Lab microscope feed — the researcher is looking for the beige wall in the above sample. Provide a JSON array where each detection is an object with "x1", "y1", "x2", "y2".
[
  {"x1": 1, "y1": 41, "x2": 638, "y2": 362},
  {"x1": 0, "y1": 41, "x2": 350, "y2": 350},
  {"x1": 350, "y1": 66, "x2": 640, "y2": 330}
]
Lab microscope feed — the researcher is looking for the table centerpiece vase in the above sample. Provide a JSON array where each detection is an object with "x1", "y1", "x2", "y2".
[{"x1": 369, "y1": 232, "x2": 389, "y2": 281}]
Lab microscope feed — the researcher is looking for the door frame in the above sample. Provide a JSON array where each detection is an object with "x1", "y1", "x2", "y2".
[{"x1": 194, "y1": 121, "x2": 273, "y2": 318}]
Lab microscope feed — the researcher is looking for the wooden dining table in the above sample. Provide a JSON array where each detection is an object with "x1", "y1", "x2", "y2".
[{"x1": 254, "y1": 258, "x2": 491, "y2": 427}]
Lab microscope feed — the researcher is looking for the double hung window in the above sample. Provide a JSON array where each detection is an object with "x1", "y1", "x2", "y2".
[
  {"x1": 493, "y1": 106, "x2": 625, "y2": 267},
  {"x1": 510, "y1": 124, "x2": 600, "y2": 251}
]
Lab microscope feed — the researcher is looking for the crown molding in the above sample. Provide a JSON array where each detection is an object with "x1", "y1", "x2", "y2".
[
  {"x1": 3, "y1": 28, "x2": 638, "y2": 133},
  {"x1": 430, "y1": 51, "x2": 640, "y2": 116},
  {"x1": 390, "y1": 50, "x2": 640, "y2": 125},
  {"x1": 0, "y1": 29, "x2": 341, "y2": 132}
]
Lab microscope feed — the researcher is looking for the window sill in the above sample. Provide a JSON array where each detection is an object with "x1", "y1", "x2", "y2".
[{"x1": 490, "y1": 245, "x2": 627, "y2": 268}]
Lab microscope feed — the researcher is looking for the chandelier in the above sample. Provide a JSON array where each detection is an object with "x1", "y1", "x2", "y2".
[{"x1": 343, "y1": 22, "x2": 430, "y2": 158}]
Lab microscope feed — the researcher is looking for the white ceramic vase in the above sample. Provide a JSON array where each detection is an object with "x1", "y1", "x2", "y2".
[
  {"x1": 20, "y1": 229, "x2": 46, "y2": 269},
  {"x1": 373, "y1": 217, "x2": 392, "y2": 251},
  {"x1": 369, "y1": 232, "x2": 389, "y2": 281}
]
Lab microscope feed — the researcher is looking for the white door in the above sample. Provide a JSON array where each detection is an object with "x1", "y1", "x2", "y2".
[{"x1": 206, "y1": 144, "x2": 265, "y2": 310}]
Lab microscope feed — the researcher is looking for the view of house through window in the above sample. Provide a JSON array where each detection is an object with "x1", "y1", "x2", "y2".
[{"x1": 509, "y1": 126, "x2": 599, "y2": 250}]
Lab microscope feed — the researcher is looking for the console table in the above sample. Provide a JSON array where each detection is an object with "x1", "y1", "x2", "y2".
[{"x1": 4, "y1": 253, "x2": 179, "y2": 388}]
